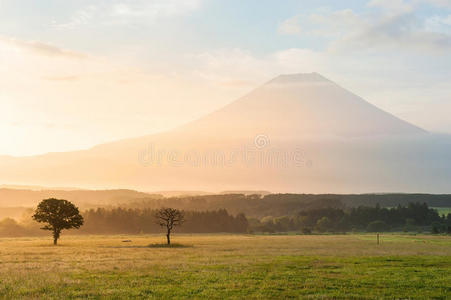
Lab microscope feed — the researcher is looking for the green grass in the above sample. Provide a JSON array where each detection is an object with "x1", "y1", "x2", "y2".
[{"x1": 0, "y1": 234, "x2": 450, "y2": 299}]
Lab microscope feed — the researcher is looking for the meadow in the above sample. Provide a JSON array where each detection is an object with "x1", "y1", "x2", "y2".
[{"x1": 0, "y1": 234, "x2": 450, "y2": 299}]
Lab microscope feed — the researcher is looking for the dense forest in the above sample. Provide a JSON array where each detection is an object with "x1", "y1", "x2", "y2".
[
  {"x1": 81, "y1": 208, "x2": 248, "y2": 234},
  {"x1": 250, "y1": 203, "x2": 451, "y2": 234}
]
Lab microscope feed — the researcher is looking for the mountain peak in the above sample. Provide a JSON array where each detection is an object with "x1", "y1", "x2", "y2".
[
  {"x1": 268, "y1": 72, "x2": 330, "y2": 84},
  {"x1": 177, "y1": 72, "x2": 425, "y2": 139}
]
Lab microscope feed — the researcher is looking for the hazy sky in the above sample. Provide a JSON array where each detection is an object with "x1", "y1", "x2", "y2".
[{"x1": 1, "y1": 0, "x2": 450, "y2": 156}]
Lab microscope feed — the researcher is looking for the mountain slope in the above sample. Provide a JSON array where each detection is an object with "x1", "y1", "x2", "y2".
[{"x1": 172, "y1": 72, "x2": 425, "y2": 139}]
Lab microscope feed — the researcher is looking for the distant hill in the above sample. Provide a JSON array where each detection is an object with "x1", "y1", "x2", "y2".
[
  {"x1": 0, "y1": 188, "x2": 162, "y2": 208},
  {"x1": 112, "y1": 193, "x2": 451, "y2": 218},
  {"x1": 0, "y1": 184, "x2": 81, "y2": 191},
  {"x1": 1, "y1": 187, "x2": 450, "y2": 220},
  {"x1": 152, "y1": 191, "x2": 213, "y2": 197},
  {"x1": 220, "y1": 190, "x2": 271, "y2": 196}
]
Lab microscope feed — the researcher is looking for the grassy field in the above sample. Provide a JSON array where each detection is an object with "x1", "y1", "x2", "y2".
[{"x1": 0, "y1": 234, "x2": 450, "y2": 299}]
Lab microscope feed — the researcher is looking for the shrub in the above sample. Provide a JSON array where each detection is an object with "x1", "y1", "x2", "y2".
[
  {"x1": 301, "y1": 227, "x2": 312, "y2": 235},
  {"x1": 403, "y1": 218, "x2": 416, "y2": 232},
  {"x1": 367, "y1": 220, "x2": 389, "y2": 232},
  {"x1": 316, "y1": 217, "x2": 331, "y2": 233},
  {"x1": 431, "y1": 222, "x2": 444, "y2": 234}
]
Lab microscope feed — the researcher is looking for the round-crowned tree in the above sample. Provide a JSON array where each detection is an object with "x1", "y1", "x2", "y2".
[
  {"x1": 32, "y1": 198, "x2": 84, "y2": 245},
  {"x1": 366, "y1": 220, "x2": 389, "y2": 232}
]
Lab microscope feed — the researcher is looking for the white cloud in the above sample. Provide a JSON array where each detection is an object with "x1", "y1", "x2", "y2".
[
  {"x1": 0, "y1": 36, "x2": 87, "y2": 59},
  {"x1": 308, "y1": 9, "x2": 363, "y2": 38},
  {"x1": 368, "y1": 0, "x2": 415, "y2": 15},
  {"x1": 188, "y1": 48, "x2": 328, "y2": 87},
  {"x1": 56, "y1": 5, "x2": 97, "y2": 29},
  {"x1": 333, "y1": 13, "x2": 451, "y2": 53},
  {"x1": 423, "y1": 0, "x2": 451, "y2": 8},
  {"x1": 425, "y1": 14, "x2": 451, "y2": 32},
  {"x1": 57, "y1": 0, "x2": 201, "y2": 29},
  {"x1": 278, "y1": 15, "x2": 302, "y2": 35},
  {"x1": 111, "y1": 0, "x2": 201, "y2": 18},
  {"x1": 279, "y1": 2, "x2": 451, "y2": 53}
]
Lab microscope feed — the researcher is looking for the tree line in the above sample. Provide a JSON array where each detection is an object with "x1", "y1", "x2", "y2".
[
  {"x1": 249, "y1": 203, "x2": 451, "y2": 233},
  {"x1": 80, "y1": 207, "x2": 248, "y2": 234},
  {"x1": 1, "y1": 200, "x2": 450, "y2": 240}
]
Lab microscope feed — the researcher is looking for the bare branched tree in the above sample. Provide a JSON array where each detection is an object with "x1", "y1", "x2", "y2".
[{"x1": 155, "y1": 207, "x2": 185, "y2": 245}]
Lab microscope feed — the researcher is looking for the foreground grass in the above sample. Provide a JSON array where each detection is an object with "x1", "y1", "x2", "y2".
[{"x1": 0, "y1": 234, "x2": 450, "y2": 299}]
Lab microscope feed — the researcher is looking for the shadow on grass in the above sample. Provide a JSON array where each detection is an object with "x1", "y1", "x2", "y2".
[
  {"x1": 148, "y1": 243, "x2": 192, "y2": 248},
  {"x1": 102, "y1": 243, "x2": 193, "y2": 249}
]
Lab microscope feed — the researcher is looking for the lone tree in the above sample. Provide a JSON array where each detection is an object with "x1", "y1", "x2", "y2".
[
  {"x1": 155, "y1": 207, "x2": 184, "y2": 245},
  {"x1": 32, "y1": 198, "x2": 84, "y2": 245}
]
